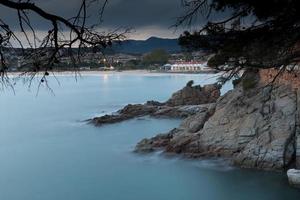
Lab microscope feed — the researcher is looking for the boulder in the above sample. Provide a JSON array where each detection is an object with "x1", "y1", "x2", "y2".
[
  {"x1": 134, "y1": 132, "x2": 174, "y2": 153},
  {"x1": 180, "y1": 104, "x2": 215, "y2": 133},
  {"x1": 165, "y1": 83, "x2": 221, "y2": 106},
  {"x1": 287, "y1": 169, "x2": 300, "y2": 188}
]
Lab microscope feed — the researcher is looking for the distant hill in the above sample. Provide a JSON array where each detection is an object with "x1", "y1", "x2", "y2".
[
  {"x1": 111, "y1": 37, "x2": 181, "y2": 54},
  {"x1": 5, "y1": 37, "x2": 181, "y2": 56}
]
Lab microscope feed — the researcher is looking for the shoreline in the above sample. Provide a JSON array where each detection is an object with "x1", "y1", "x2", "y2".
[{"x1": 7, "y1": 70, "x2": 221, "y2": 77}]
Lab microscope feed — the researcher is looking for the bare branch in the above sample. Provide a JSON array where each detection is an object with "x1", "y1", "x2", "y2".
[{"x1": 0, "y1": 0, "x2": 129, "y2": 88}]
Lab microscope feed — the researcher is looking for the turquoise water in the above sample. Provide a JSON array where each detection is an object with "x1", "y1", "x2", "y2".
[{"x1": 0, "y1": 73, "x2": 299, "y2": 200}]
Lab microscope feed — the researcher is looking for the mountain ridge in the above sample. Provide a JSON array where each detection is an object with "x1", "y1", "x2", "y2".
[{"x1": 111, "y1": 37, "x2": 181, "y2": 54}]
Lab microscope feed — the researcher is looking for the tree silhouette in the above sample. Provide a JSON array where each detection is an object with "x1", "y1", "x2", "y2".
[
  {"x1": 177, "y1": 0, "x2": 300, "y2": 79},
  {"x1": 0, "y1": 0, "x2": 128, "y2": 87}
]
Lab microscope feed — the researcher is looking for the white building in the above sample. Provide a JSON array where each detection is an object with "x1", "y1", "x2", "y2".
[{"x1": 167, "y1": 61, "x2": 211, "y2": 72}]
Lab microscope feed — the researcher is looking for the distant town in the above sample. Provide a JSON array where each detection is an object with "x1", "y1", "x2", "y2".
[{"x1": 2, "y1": 37, "x2": 216, "y2": 73}]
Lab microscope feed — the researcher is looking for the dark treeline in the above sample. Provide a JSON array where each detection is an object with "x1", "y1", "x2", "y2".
[{"x1": 178, "y1": 0, "x2": 300, "y2": 78}]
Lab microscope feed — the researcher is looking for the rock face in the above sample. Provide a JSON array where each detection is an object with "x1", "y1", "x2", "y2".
[
  {"x1": 297, "y1": 134, "x2": 300, "y2": 168},
  {"x1": 90, "y1": 83, "x2": 221, "y2": 126},
  {"x1": 135, "y1": 71, "x2": 300, "y2": 171},
  {"x1": 197, "y1": 84, "x2": 296, "y2": 170},
  {"x1": 295, "y1": 92, "x2": 300, "y2": 169},
  {"x1": 91, "y1": 70, "x2": 300, "y2": 172},
  {"x1": 165, "y1": 83, "x2": 221, "y2": 106},
  {"x1": 287, "y1": 169, "x2": 300, "y2": 188},
  {"x1": 135, "y1": 104, "x2": 216, "y2": 153}
]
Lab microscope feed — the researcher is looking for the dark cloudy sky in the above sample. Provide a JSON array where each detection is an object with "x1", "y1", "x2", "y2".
[{"x1": 0, "y1": 0, "x2": 199, "y2": 40}]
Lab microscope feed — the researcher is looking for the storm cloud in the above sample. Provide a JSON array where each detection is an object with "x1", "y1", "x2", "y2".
[{"x1": 0, "y1": 0, "x2": 195, "y2": 39}]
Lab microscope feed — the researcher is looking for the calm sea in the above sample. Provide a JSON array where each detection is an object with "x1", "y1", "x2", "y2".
[{"x1": 0, "y1": 73, "x2": 299, "y2": 200}]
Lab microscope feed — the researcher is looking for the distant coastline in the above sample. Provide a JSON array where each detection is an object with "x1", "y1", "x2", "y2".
[{"x1": 7, "y1": 69, "x2": 219, "y2": 77}]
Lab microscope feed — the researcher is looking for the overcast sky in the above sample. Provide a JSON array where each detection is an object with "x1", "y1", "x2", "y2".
[{"x1": 0, "y1": 0, "x2": 201, "y2": 40}]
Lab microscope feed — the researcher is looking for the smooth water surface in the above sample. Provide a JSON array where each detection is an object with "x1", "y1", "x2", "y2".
[{"x1": 0, "y1": 72, "x2": 299, "y2": 200}]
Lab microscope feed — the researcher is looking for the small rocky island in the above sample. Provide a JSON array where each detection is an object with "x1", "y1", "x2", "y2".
[{"x1": 90, "y1": 69, "x2": 300, "y2": 188}]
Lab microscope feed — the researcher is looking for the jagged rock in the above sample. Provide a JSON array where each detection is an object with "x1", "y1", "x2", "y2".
[
  {"x1": 287, "y1": 169, "x2": 300, "y2": 188},
  {"x1": 180, "y1": 104, "x2": 215, "y2": 133},
  {"x1": 91, "y1": 104, "x2": 214, "y2": 126},
  {"x1": 90, "y1": 83, "x2": 220, "y2": 126},
  {"x1": 135, "y1": 71, "x2": 300, "y2": 171},
  {"x1": 165, "y1": 83, "x2": 221, "y2": 106},
  {"x1": 135, "y1": 132, "x2": 174, "y2": 153},
  {"x1": 153, "y1": 105, "x2": 212, "y2": 118},
  {"x1": 91, "y1": 104, "x2": 157, "y2": 126},
  {"x1": 192, "y1": 84, "x2": 297, "y2": 170},
  {"x1": 145, "y1": 100, "x2": 165, "y2": 106},
  {"x1": 119, "y1": 104, "x2": 157, "y2": 116},
  {"x1": 91, "y1": 70, "x2": 299, "y2": 172},
  {"x1": 134, "y1": 105, "x2": 214, "y2": 154}
]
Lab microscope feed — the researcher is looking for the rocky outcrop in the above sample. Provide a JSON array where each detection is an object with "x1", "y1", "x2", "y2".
[
  {"x1": 135, "y1": 104, "x2": 216, "y2": 153},
  {"x1": 165, "y1": 83, "x2": 221, "y2": 106},
  {"x1": 90, "y1": 69, "x2": 300, "y2": 172},
  {"x1": 91, "y1": 104, "x2": 157, "y2": 126},
  {"x1": 135, "y1": 70, "x2": 300, "y2": 171},
  {"x1": 90, "y1": 83, "x2": 221, "y2": 126},
  {"x1": 90, "y1": 103, "x2": 212, "y2": 126},
  {"x1": 287, "y1": 169, "x2": 300, "y2": 188},
  {"x1": 135, "y1": 132, "x2": 175, "y2": 153}
]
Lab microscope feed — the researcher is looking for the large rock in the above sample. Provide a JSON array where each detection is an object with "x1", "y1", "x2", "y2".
[
  {"x1": 134, "y1": 104, "x2": 215, "y2": 154},
  {"x1": 135, "y1": 71, "x2": 300, "y2": 171},
  {"x1": 180, "y1": 103, "x2": 215, "y2": 133},
  {"x1": 165, "y1": 83, "x2": 221, "y2": 106},
  {"x1": 90, "y1": 82, "x2": 221, "y2": 126},
  {"x1": 287, "y1": 169, "x2": 300, "y2": 188},
  {"x1": 135, "y1": 131, "x2": 175, "y2": 153},
  {"x1": 91, "y1": 103, "x2": 214, "y2": 126},
  {"x1": 194, "y1": 84, "x2": 297, "y2": 170}
]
